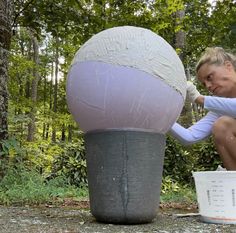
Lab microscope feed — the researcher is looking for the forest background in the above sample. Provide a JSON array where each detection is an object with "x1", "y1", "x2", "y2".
[{"x1": 0, "y1": 0, "x2": 236, "y2": 205}]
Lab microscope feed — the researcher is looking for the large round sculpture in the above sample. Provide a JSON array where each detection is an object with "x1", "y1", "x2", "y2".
[{"x1": 67, "y1": 26, "x2": 186, "y2": 224}]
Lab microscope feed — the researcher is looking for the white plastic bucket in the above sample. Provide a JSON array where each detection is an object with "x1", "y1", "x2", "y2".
[{"x1": 193, "y1": 171, "x2": 236, "y2": 224}]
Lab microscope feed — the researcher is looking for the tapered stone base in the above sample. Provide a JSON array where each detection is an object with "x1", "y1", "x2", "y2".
[{"x1": 85, "y1": 129, "x2": 166, "y2": 224}]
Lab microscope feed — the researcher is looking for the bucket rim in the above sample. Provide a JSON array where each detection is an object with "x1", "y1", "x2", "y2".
[
  {"x1": 85, "y1": 128, "x2": 163, "y2": 134},
  {"x1": 192, "y1": 171, "x2": 236, "y2": 176}
]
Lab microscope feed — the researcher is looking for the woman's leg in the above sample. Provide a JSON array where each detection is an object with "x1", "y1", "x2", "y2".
[{"x1": 212, "y1": 116, "x2": 236, "y2": 170}]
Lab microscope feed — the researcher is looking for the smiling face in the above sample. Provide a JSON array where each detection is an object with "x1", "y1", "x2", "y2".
[{"x1": 197, "y1": 61, "x2": 236, "y2": 97}]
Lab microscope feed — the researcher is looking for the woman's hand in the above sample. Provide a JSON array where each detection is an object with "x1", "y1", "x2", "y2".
[
  {"x1": 186, "y1": 81, "x2": 204, "y2": 105},
  {"x1": 195, "y1": 95, "x2": 204, "y2": 105}
]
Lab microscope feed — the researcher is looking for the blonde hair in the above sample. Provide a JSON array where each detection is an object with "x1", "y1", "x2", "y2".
[{"x1": 196, "y1": 47, "x2": 236, "y2": 72}]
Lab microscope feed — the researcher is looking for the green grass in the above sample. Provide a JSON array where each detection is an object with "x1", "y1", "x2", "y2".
[
  {"x1": 0, "y1": 166, "x2": 197, "y2": 207},
  {"x1": 160, "y1": 176, "x2": 197, "y2": 204},
  {"x1": 0, "y1": 166, "x2": 88, "y2": 205},
  {"x1": 160, "y1": 186, "x2": 197, "y2": 204}
]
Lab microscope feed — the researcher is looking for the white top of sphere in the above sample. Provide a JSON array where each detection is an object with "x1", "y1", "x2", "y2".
[{"x1": 71, "y1": 26, "x2": 186, "y2": 97}]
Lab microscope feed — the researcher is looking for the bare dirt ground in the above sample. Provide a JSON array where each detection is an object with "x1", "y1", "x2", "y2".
[{"x1": 1, "y1": 201, "x2": 236, "y2": 233}]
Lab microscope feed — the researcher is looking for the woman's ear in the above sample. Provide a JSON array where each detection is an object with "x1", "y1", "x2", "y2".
[{"x1": 224, "y1": 60, "x2": 234, "y2": 71}]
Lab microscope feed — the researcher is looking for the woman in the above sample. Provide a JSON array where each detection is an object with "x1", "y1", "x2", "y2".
[{"x1": 170, "y1": 47, "x2": 236, "y2": 170}]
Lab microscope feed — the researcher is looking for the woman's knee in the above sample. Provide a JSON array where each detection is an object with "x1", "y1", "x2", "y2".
[{"x1": 212, "y1": 116, "x2": 235, "y2": 141}]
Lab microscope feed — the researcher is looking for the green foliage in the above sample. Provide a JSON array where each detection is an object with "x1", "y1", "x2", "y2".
[
  {"x1": 161, "y1": 176, "x2": 196, "y2": 203},
  {"x1": 191, "y1": 137, "x2": 221, "y2": 171},
  {"x1": 18, "y1": 139, "x2": 87, "y2": 187},
  {"x1": 0, "y1": 136, "x2": 87, "y2": 189},
  {"x1": 0, "y1": 138, "x2": 22, "y2": 158},
  {"x1": 164, "y1": 135, "x2": 221, "y2": 186},
  {"x1": 0, "y1": 138, "x2": 25, "y2": 177},
  {"x1": 161, "y1": 175, "x2": 182, "y2": 194},
  {"x1": 162, "y1": 137, "x2": 202, "y2": 204},
  {"x1": 0, "y1": 165, "x2": 88, "y2": 205},
  {"x1": 164, "y1": 136, "x2": 196, "y2": 185},
  {"x1": 208, "y1": 0, "x2": 236, "y2": 49},
  {"x1": 22, "y1": 140, "x2": 64, "y2": 175},
  {"x1": 5, "y1": 0, "x2": 235, "y2": 206},
  {"x1": 0, "y1": 166, "x2": 47, "y2": 205},
  {"x1": 49, "y1": 140, "x2": 87, "y2": 186},
  {"x1": 184, "y1": 0, "x2": 236, "y2": 69}
]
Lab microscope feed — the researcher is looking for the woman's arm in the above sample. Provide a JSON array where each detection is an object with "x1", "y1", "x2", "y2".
[
  {"x1": 169, "y1": 111, "x2": 220, "y2": 145},
  {"x1": 188, "y1": 82, "x2": 236, "y2": 117},
  {"x1": 204, "y1": 96, "x2": 236, "y2": 118}
]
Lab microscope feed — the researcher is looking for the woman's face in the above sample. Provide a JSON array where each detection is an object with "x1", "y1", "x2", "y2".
[{"x1": 197, "y1": 61, "x2": 236, "y2": 97}]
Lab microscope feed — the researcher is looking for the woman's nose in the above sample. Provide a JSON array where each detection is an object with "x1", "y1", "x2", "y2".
[{"x1": 205, "y1": 82, "x2": 212, "y2": 91}]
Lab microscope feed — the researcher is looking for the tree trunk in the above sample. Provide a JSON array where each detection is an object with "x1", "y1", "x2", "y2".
[
  {"x1": 45, "y1": 62, "x2": 54, "y2": 140},
  {"x1": 61, "y1": 124, "x2": 65, "y2": 141},
  {"x1": 180, "y1": 67, "x2": 193, "y2": 128},
  {"x1": 0, "y1": 0, "x2": 13, "y2": 178},
  {"x1": 42, "y1": 75, "x2": 47, "y2": 139},
  {"x1": 51, "y1": 36, "x2": 59, "y2": 143},
  {"x1": 27, "y1": 29, "x2": 40, "y2": 141},
  {"x1": 175, "y1": 9, "x2": 193, "y2": 128},
  {"x1": 0, "y1": 0, "x2": 13, "y2": 143},
  {"x1": 68, "y1": 125, "x2": 72, "y2": 142},
  {"x1": 175, "y1": 9, "x2": 186, "y2": 61},
  {"x1": 0, "y1": 0, "x2": 13, "y2": 146}
]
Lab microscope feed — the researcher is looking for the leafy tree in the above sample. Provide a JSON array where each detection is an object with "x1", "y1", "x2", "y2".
[
  {"x1": 0, "y1": 0, "x2": 14, "y2": 178},
  {"x1": 0, "y1": 0, "x2": 13, "y2": 142},
  {"x1": 3, "y1": 0, "x2": 236, "y2": 186}
]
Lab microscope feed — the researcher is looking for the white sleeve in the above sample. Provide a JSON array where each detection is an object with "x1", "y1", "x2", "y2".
[
  {"x1": 204, "y1": 96, "x2": 236, "y2": 117},
  {"x1": 169, "y1": 111, "x2": 220, "y2": 145}
]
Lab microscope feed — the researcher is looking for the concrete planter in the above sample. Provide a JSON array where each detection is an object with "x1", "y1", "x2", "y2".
[{"x1": 85, "y1": 129, "x2": 165, "y2": 224}]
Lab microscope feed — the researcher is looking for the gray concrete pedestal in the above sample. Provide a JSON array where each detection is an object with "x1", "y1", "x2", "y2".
[{"x1": 85, "y1": 129, "x2": 166, "y2": 224}]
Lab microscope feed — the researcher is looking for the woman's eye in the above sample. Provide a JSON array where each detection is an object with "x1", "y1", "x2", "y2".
[{"x1": 207, "y1": 75, "x2": 212, "y2": 81}]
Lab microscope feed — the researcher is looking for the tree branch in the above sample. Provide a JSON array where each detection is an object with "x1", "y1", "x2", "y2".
[{"x1": 12, "y1": 0, "x2": 35, "y2": 28}]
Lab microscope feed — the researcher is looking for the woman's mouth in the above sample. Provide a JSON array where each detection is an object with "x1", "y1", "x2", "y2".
[{"x1": 212, "y1": 87, "x2": 218, "y2": 94}]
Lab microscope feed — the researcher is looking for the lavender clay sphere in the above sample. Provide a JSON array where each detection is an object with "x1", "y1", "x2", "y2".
[{"x1": 66, "y1": 26, "x2": 186, "y2": 133}]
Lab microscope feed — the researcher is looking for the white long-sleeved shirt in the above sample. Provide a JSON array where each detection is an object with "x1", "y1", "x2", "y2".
[{"x1": 169, "y1": 96, "x2": 236, "y2": 145}]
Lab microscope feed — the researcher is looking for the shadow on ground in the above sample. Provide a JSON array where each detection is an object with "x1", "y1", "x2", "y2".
[{"x1": 1, "y1": 205, "x2": 236, "y2": 233}]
